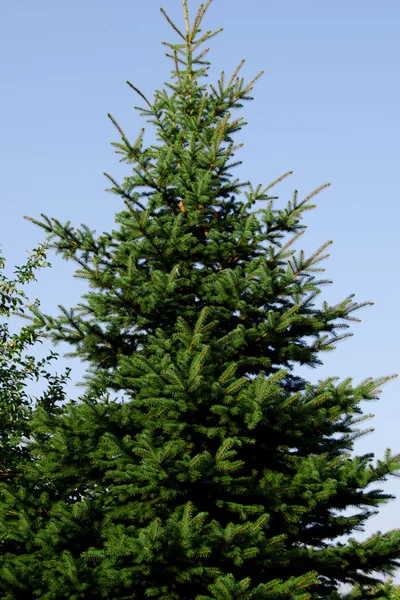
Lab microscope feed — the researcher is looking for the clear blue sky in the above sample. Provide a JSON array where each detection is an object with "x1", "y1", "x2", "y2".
[{"x1": 1, "y1": 0, "x2": 399, "y2": 582}]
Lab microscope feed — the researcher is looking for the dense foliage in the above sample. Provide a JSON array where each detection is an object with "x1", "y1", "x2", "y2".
[
  {"x1": 0, "y1": 1, "x2": 399, "y2": 598},
  {"x1": 0, "y1": 247, "x2": 69, "y2": 598}
]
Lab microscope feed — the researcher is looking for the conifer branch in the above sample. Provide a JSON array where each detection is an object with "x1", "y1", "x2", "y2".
[
  {"x1": 193, "y1": 46, "x2": 210, "y2": 64},
  {"x1": 227, "y1": 59, "x2": 246, "y2": 89},
  {"x1": 126, "y1": 81, "x2": 153, "y2": 109},
  {"x1": 192, "y1": 28, "x2": 223, "y2": 51},
  {"x1": 241, "y1": 70, "x2": 264, "y2": 95},
  {"x1": 276, "y1": 231, "x2": 305, "y2": 257},
  {"x1": 103, "y1": 173, "x2": 147, "y2": 210},
  {"x1": 182, "y1": 0, "x2": 191, "y2": 38},
  {"x1": 262, "y1": 170, "x2": 294, "y2": 194},
  {"x1": 107, "y1": 113, "x2": 128, "y2": 139},
  {"x1": 297, "y1": 183, "x2": 331, "y2": 209},
  {"x1": 173, "y1": 51, "x2": 181, "y2": 85},
  {"x1": 193, "y1": 0, "x2": 215, "y2": 33},
  {"x1": 160, "y1": 8, "x2": 186, "y2": 41}
]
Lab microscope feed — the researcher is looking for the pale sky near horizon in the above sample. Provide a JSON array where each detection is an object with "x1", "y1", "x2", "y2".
[{"x1": 1, "y1": 0, "x2": 399, "y2": 585}]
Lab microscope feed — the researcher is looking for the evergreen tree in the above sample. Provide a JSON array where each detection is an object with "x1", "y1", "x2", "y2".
[{"x1": 7, "y1": 0, "x2": 399, "y2": 598}]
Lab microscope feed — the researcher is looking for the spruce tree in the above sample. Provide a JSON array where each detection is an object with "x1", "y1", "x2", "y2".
[{"x1": 9, "y1": 0, "x2": 399, "y2": 598}]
